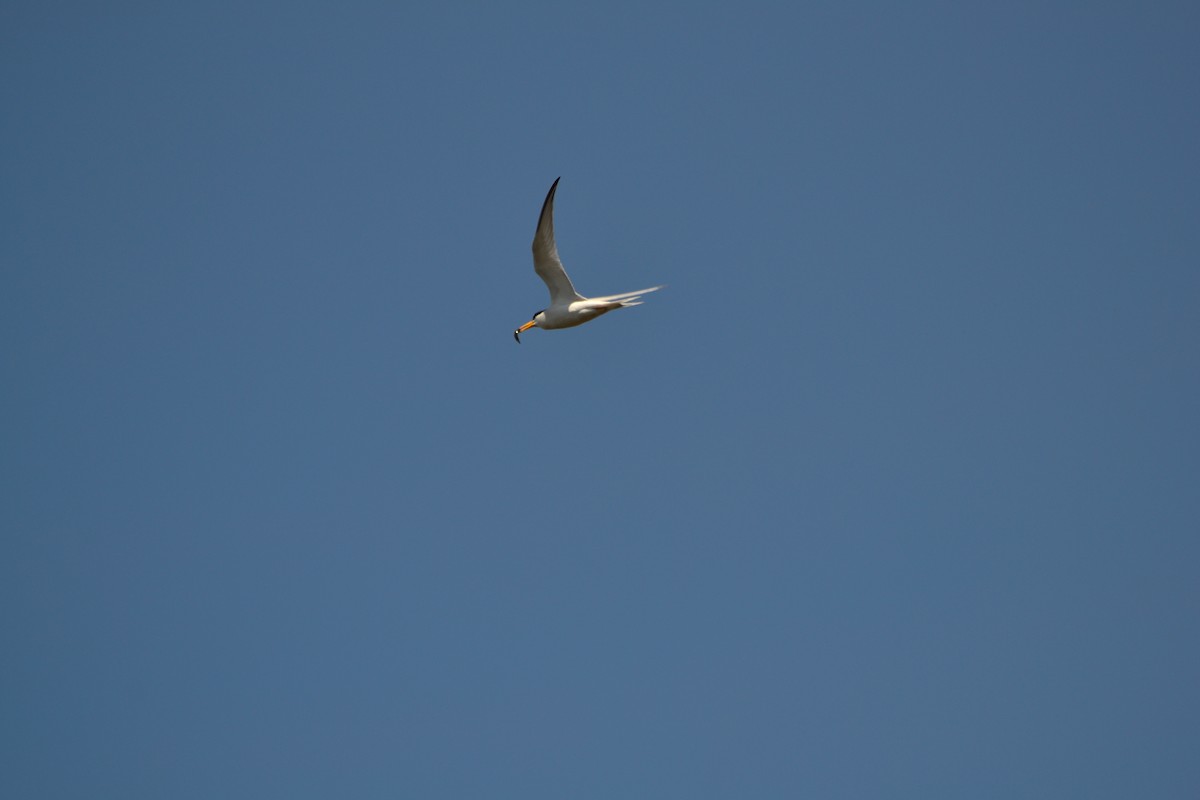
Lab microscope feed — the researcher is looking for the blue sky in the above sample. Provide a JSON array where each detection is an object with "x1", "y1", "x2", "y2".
[{"x1": 3, "y1": 2, "x2": 1198, "y2": 797}]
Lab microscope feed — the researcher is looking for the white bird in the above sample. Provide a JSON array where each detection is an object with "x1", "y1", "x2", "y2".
[{"x1": 514, "y1": 177, "x2": 662, "y2": 342}]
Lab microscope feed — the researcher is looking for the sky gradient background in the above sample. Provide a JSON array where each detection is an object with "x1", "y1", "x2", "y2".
[{"x1": 3, "y1": 2, "x2": 1199, "y2": 797}]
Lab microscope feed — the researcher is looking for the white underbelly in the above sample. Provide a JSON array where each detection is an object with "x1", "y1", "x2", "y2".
[{"x1": 540, "y1": 305, "x2": 613, "y2": 330}]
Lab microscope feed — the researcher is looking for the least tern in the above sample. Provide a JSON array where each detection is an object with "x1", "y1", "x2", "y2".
[{"x1": 514, "y1": 178, "x2": 662, "y2": 343}]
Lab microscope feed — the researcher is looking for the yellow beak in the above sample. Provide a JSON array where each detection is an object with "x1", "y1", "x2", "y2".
[{"x1": 514, "y1": 320, "x2": 537, "y2": 343}]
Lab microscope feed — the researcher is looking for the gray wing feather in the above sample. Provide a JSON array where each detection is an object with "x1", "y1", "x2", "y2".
[{"x1": 532, "y1": 177, "x2": 583, "y2": 305}]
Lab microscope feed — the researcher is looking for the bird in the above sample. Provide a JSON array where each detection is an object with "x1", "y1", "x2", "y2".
[{"x1": 514, "y1": 177, "x2": 662, "y2": 343}]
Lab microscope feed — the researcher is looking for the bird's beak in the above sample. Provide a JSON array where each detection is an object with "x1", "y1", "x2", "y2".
[{"x1": 514, "y1": 320, "x2": 536, "y2": 343}]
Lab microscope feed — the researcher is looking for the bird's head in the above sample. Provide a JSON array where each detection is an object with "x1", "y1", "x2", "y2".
[{"x1": 513, "y1": 311, "x2": 544, "y2": 343}]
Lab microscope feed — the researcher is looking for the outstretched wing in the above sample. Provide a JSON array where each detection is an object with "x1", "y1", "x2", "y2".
[
  {"x1": 583, "y1": 285, "x2": 664, "y2": 305},
  {"x1": 531, "y1": 177, "x2": 583, "y2": 305}
]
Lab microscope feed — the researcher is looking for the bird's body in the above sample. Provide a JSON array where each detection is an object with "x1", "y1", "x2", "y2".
[{"x1": 514, "y1": 178, "x2": 662, "y2": 342}]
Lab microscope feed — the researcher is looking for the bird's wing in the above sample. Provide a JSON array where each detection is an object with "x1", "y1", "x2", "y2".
[
  {"x1": 532, "y1": 177, "x2": 583, "y2": 305},
  {"x1": 583, "y1": 285, "x2": 664, "y2": 305}
]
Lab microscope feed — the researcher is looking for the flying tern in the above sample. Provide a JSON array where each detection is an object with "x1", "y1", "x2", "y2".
[{"x1": 514, "y1": 178, "x2": 662, "y2": 343}]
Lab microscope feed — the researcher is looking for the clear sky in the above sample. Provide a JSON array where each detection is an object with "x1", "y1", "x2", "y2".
[{"x1": 3, "y1": 2, "x2": 1198, "y2": 797}]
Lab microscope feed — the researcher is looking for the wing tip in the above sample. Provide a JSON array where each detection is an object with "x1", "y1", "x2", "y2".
[{"x1": 537, "y1": 177, "x2": 561, "y2": 231}]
